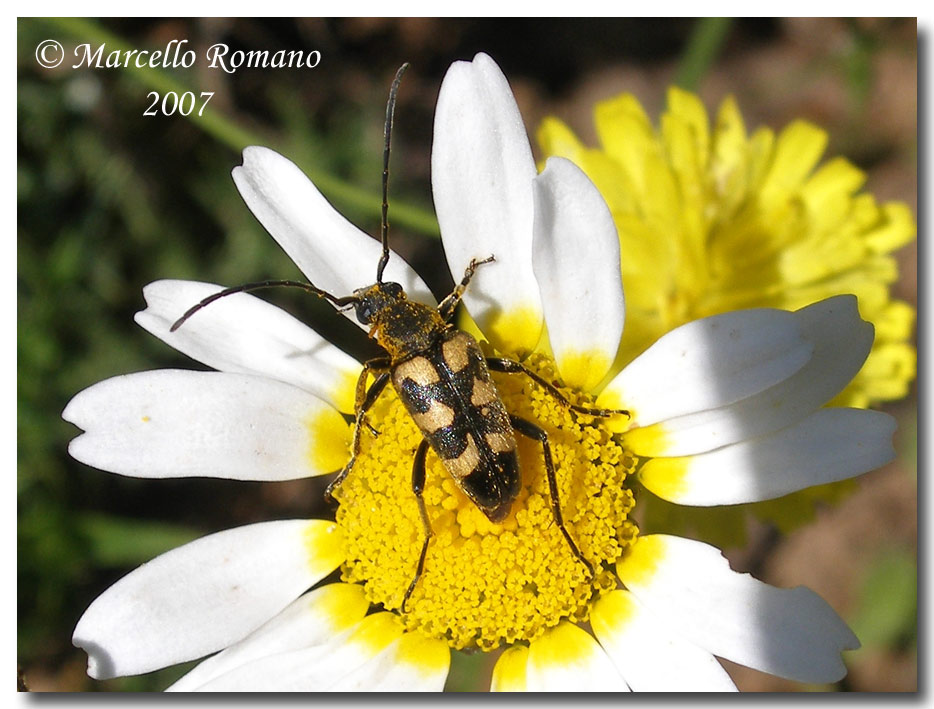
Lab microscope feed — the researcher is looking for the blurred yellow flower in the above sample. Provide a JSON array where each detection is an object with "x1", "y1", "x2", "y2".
[{"x1": 538, "y1": 87, "x2": 916, "y2": 410}]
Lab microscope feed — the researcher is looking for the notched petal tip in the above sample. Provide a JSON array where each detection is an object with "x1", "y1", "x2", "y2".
[
  {"x1": 232, "y1": 145, "x2": 277, "y2": 187},
  {"x1": 61, "y1": 398, "x2": 80, "y2": 427},
  {"x1": 65, "y1": 433, "x2": 90, "y2": 464},
  {"x1": 236, "y1": 144, "x2": 278, "y2": 171},
  {"x1": 446, "y1": 51, "x2": 501, "y2": 82},
  {"x1": 800, "y1": 293, "x2": 863, "y2": 328},
  {"x1": 73, "y1": 635, "x2": 118, "y2": 681},
  {"x1": 62, "y1": 384, "x2": 99, "y2": 432}
]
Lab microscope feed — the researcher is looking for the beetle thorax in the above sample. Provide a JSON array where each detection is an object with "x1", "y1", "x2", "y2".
[{"x1": 352, "y1": 283, "x2": 448, "y2": 360}]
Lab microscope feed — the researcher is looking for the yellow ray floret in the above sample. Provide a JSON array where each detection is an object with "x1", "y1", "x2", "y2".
[
  {"x1": 538, "y1": 86, "x2": 916, "y2": 409},
  {"x1": 537, "y1": 84, "x2": 915, "y2": 545}
]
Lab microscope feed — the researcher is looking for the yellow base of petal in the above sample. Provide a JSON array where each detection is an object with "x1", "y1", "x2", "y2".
[{"x1": 306, "y1": 408, "x2": 353, "y2": 475}]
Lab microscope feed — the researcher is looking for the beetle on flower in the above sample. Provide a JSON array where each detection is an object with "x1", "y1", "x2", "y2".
[{"x1": 64, "y1": 53, "x2": 895, "y2": 691}]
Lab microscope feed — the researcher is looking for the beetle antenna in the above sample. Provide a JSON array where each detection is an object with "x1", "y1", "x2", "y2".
[
  {"x1": 170, "y1": 280, "x2": 357, "y2": 332},
  {"x1": 376, "y1": 62, "x2": 409, "y2": 285}
]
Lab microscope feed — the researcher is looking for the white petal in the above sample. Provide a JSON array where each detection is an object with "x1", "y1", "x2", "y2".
[
  {"x1": 591, "y1": 590, "x2": 737, "y2": 692},
  {"x1": 135, "y1": 279, "x2": 361, "y2": 412},
  {"x1": 621, "y1": 295, "x2": 873, "y2": 456},
  {"x1": 330, "y1": 630, "x2": 450, "y2": 691},
  {"x1": 431, "y1": 52, "x2": 543, "y2": 355},
  {"x1": 232, "y1": 145, "x2": 435, "y2": 329},
  {"x1": 640, "y1": 408, "x2": 896, "y2": 505},
  {"x1": 531, "y1": 157, "x2": 624, "y2": 392},
  {"x1": 169, "y1": 583, "x2": 369, "y2": 691},
  {"x1": 525, "y1": 621, "x2": 629, "y2": 691},
  {"x1": 618, "y1": 535, "x2": 859, "y2": 684},
  {"x1": 63, "y1": 370, "x2": 349, "y2": 481},
  {"x1": 73, "y1": 519, "x2": 344, "y2": 679},
  {"x1": 185, "y1": 613, "x2": 399, "y2": 691},
  {"x1": 601, "y1": 307, "x2": 812, "y2": 427},
  {"x1": 186, "y1": 612, "x2": 444, "y2": 692},
  {"x1": 186, "y1": 642, "x2": 350, "y2": 691}
]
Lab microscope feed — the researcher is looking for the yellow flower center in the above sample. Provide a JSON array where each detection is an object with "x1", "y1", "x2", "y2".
[{"x1": 333, "y1": 351, "x2": 638, "y2": 651}]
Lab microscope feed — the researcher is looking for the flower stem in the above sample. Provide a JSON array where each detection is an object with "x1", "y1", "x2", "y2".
[{"x1": 675, "y1": 18, "x2": 733, "y2": 91}]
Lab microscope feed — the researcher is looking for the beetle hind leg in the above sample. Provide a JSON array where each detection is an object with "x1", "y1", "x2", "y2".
[
  {"x1": 402, "y1": 439, "x2": 432, "y2": 612},
  {"x1": 487, "y1": 357, "x2": 630, "y2": 419},
  {"x1": 509, "y1": 414, "x2": 594, "y2": 579}
]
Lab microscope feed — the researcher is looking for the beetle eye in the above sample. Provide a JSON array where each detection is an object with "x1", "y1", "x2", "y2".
[
  {"x1": 384, "y1": 282, "x2": 403, "y2": 297},
  {"x1": 355, "y1": 302, "x2": 374, "y2": 324}
]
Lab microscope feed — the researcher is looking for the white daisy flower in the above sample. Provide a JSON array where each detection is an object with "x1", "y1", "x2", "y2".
[{"x1": 64, "y1": 53, "x2": 895, "y2": 692}]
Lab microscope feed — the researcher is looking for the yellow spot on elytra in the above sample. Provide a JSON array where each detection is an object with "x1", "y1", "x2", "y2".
[
  {"x1": 557, "y1": 349, "x2": 612, "y2": 393},
  {"x1": 411, "y1": 400, "x2": 455, "y2": 433},
  {"x1": 638, "y1": 456, "x2": 691, "y2": 502},
  {"x1": 441, "y1": 334, "x2": 471, "y2": 372},
  {"x1": 306, "y1": 408, "x2": 352, "y2": 474},
  {"x1": 470, "y1": 378, "x2": 498, "y2": 406},
  {"x1": 444, "y1": 432, "x2": 480, "y2": 481},
  {"x1": 335, "y1": 351, "x2": 638, "y2": 651},
  {"x1": 616, "y1": 535, "x2": 665, "y2": 588},
  {"x1": 394, "y1": 356, "x2": 440, "y2": 386},
  {"x1": 141, "y1": 416, "x2": 150, "y2": 423},
  {"x1": 485, "y1": 431, "x2": 514, "y2": 454}
]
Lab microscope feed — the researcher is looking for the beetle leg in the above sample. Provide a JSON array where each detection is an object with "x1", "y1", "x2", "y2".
[
  {"x1": 354, "y1": 357, "x2": 391, "y2": 437},
  {"x1": 325, "y1": 359, "x2": 391, "y2": 502},
  {"x1": 487, "y1": 357, "x2": 630, "y2": 419},
  {"x1": 509, "y1": 414, "x2": 594, "y2": 579},
  {"x1": 438, "y1": 255, "x2": 495, "y2": 322},
  {"x1": 402, "y1": 438, "x2": 432, "y2": 612}
]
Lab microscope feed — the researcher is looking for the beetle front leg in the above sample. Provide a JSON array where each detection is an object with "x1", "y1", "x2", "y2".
[
  {"x1": 325, "y1": 358, "x2": 391, "y2": 502},
  {"x1": 354, "y1": 356, "x2": 392, "y2": 437},
  {"x1": 438, "y1": 256, "x2": 495, "y2": 322},
  {"x1": 487, "y1": 357, "x2": 630, "y2": 419}
]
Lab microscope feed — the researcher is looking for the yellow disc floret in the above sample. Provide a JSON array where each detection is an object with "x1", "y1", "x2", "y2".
[{"x1": 334, "y1": 351, "x2": 637, "y2": 651}]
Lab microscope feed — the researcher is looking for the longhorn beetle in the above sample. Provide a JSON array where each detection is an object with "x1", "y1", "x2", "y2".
[{"x1": 171, "y1": 64, "x2": 630, "y2": 610}]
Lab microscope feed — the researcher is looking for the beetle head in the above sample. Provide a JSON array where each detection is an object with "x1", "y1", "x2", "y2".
[{"x1": 352, "y1": 281, "x2": 405, "y2": 325}]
